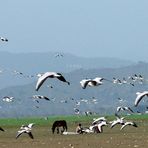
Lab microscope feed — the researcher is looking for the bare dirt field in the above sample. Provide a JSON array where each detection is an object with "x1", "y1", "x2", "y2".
[{"x1": 0, "y1": 120, "x2": 148, "y2": 148}]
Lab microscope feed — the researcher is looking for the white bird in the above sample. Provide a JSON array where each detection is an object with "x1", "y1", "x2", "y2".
[
  {"x1": 36, "y1": 72, "x2": 70, "y2": 91},
  {"x1": 16, "y1": 123, "x2": 34, "y2": 139},
  {"x1": 110, "y1": 114, "x2": 125, "y2": 128},
  {"x1": 116, "y1": 106, "x2": 134, "y2": 113},
  {"x1": 134, "y1": 91, "x2": 148, "y2": 107},
  {"x1": 120, "y1": 121, "x2": 138, "y2": 130},
  {"x1": 32, "y1": 95, "x2": 50, "y2": 101},
  {"x1": 0, "y1": 36, "x2": 8, "y2": 42},
  {"x1": 2, "y1": 96, "x2": 14, "y2": 102},
  {"x1": 90, "y1": 121, "x2": 108, "y2": 133},
  {"x1": 92, "y1": 117, "x2": 107, "y2": 125},
  {"x1": 112, "y1": 77, "x2": 122, "y2": 84},
  {"x1": 97, "y1": 121, "x2": 108, "y2": 133},
  {"x1": 80, "y1": 77, "x2": 106, "y2": 89}
]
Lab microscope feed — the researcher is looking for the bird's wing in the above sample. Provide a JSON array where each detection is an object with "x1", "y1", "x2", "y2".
[
  {"x1": 28, "y1": 132, "x2": 34, "y2": 139},
  {"x1": 134, "y1": 92, "x2": 148, "y2": 107},
  {"x1": 117, "y1": 107, "x2": 121, "y2": 112},
  {"x1": 16, "y1": 130, "x2": 26, "y2": 139},
  {"x1": 120, "y1": 123, "x2": 127, "y2": 130},
  {"x1": 98, "y1": 124, "x2": 102, "y2": 133},
  {"x1": 0, "y1": 127, "x2": 4, "y2": 132},
  {"x1": 36, "y1": 72, "x2": 53, "y2": 91},
  {"x1": 110, "y1": 121, "x2": 118, "y2": 128},
  {"x1": 127, "y1": 107, "x2": 134, "y2": 113},
  {"x1": 28, "y1": 123, "x2": 34, "y2": 128},
  {"x1": 80, "y1": 79, "x2": 91, "y2": 89},
  {"x1": 56, "y1": 73, "x2": 70, "y2": 85},
  {"x1": 43, "y1": 96, "x2": 50, "y2": 101}
]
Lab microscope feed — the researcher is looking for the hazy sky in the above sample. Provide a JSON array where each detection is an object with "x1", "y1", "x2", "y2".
[{"x1": 0, "y1": 0, "x2": 148, "y2": 61}]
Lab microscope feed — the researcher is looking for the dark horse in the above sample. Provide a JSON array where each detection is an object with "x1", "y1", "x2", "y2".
[{"x1": 52, "y1": 120, "x2": 68, "y2": 134}]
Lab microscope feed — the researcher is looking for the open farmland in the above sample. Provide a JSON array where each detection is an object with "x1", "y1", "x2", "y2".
[{"x1": 0, "y1": 115, "x2": 148, "y2": 148}]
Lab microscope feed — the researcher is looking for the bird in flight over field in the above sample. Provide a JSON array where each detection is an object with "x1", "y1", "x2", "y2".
[{"x1": 36, "y1": 72, "x2": 70, "y2": 91}]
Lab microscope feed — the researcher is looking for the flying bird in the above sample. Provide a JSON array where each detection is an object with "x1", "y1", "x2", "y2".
[
  {"x1": 110, "y1": 114, "x2": 125, "y2": 128},
  {"x1": 16, "y1": 123, "x2": 34, "y2": 139},
  {"x1": 32, "y1": 95, "x2": 50, "y2": 101},
  {"x1": 80, "y1": 77, "x2": 109, "y2": 89},
  {"x1": 134, "y1": 91, "x2": 148, "y2": 107},
  {"x1": 92, "y1": 117, "x2": 107, "y2": 125},
  {"x1": 35, "y1": 72, "x2": 70, "y2": 91},
  {"x1": 116, "y1": 106, "x2": 134, "y2": 113},
  {"x1": 2, "y1": 96, "x2": 14, "y2": 102},
  {"x1": 120, "y1": 121, "x2": 138, "y2": 130},
  {"x1": 0, "y1": 36, "x2": 8, "y2": 42}
]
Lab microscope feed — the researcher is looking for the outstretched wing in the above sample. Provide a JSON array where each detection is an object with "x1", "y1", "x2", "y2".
[
  {"x1": 0, "y1": 127, "x2": 5, "y2": 132},
  {"x1": 80, "y1": 79, "x2": 91, "y2": 89},
  {"x1": 36, "y1": 72, "x2": 53, "y2": 91},
  {"x1": 28, "y1": 132, "x2": 34, "y2": 139},
  {"x1": 56, "y1": 73, "x2": 70, "y2": 85},
  {"x1": 134, "y1": 92, "x2": 148, "y2": 107},
  {"x1": 16, "y1": 130, "x2": 26, "y2": 139},
  {"x1": 43, "y1": 96, "x2": 50, "y2": 101}
]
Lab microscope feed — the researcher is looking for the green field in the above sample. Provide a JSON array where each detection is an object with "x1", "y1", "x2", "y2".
[{"x1": 0, "y1": 114, "x2": 148, "y2": 148}]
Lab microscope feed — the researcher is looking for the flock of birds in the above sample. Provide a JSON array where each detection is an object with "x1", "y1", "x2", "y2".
[{"x1": 0, "y1": 35, "x2": 148, "y2": 139}]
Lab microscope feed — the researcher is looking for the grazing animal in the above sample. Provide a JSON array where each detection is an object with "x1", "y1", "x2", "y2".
[
  {"x1": 36, "y1": 72, "x2": 70, "y2": 91},
  {"x1": 134, "y1": 91, "x2": 148, "y2": 107},
  {"x1": 52, "y1": 120, "x2": 68, "y2": 134}
]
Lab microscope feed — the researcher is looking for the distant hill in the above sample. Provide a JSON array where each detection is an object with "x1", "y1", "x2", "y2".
[
  {"x1": 0, "y1": 61, "x2": 148, "y2": 117},
  {"x1": 0, "y1": 51, "x2": 134, "y2": 89}
]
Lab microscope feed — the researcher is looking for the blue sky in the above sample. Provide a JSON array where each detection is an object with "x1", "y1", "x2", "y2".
[{"x1": 0, "y1": 0, "x2": 148, "y2": 61}]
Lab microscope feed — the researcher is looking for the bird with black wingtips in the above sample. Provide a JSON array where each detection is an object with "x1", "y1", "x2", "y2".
[
  {"x1": 35, "y1": 72, "x2": 70, "y2": 91},
  {"x1": 110, "y1": 113, "x2": 125, "y2": 128},
  {"x1": 116, "y1": 106, "x2": 134, "y2": 114},
  {"x1": 80, "y1": 77, "x2": 110, "y2": 89},
  {"x1": 16, "y1": 123, "x2": 34, "y2": 139},
  {"x1": 120, "y1": 121, "x2": 138, "y2": 130},
  {"x1": 32, "y1": 95, "x2": 50, "y2": 101},
  {"x1": 0, "y1": 36, "x2": 8, "y2": 42}
]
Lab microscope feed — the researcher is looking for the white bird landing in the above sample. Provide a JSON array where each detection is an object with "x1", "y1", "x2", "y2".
[
  {"x1": 36, "y1": 72, "x2": 70, "y2": 91},
  {"x1": 92, "y1": 117, "x2": 107, "y2": 125},
  {"x1": 110, "y1": 114, "x2": 125, "y2": 128},
  {"x1": 120, "y1": 121, "x2": 138, "y2": 130},
  {"x1": 16, "y1": 123, "x2": 34, "y2": 139},
  {"x1": 134, "y1": 91, "x2": 148, "y2": 107}
]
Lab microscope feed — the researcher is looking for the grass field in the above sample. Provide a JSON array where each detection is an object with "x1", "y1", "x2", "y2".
[{"x1": 0, "y1": 114, "x2": 148, "y2": 148}]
